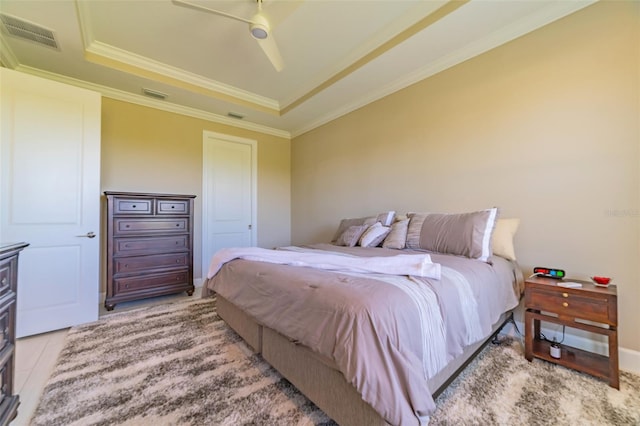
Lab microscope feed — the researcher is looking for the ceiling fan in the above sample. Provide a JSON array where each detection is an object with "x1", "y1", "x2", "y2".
[{"x1": 173, "y1": 0, "x2": 284, "y2": 72}]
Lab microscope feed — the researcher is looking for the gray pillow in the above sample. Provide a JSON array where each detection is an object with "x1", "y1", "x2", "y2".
[
  {"x1": 331, "y1": 216, "x2": 376, "y2": 243},
  {"x1": 406, "y1": 208, "x2": 499, "y2": 262},
  {"x1": 335, "y1": 225, "x2": 370, "y2": 247}
]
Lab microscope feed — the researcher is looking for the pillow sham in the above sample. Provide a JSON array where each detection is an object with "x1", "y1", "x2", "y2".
[
  {"x1": 491, "y1": 218, "x2": 519, "y2": 261},
  {"x1": 382, "y1": 218, "x2": 409, "y2": 249},
  {"x1": 335, "y1": 224, "x2": 369, "y2": 247},
  {"x1": 406, "y1": 208, "x2": 499, "y2": 262},
  {"x1": 359, "y1": 222, "x2": 391, "y2": 247}
]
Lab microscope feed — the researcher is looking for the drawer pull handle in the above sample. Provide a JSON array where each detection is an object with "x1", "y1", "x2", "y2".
[
  {"x1": 0, "y1": 278, "x2": 6, "y2": 286},
  {"x1": 132, "y1": 205, "x2": 137, "y2": 208},
  {"x1": 3, "y1": 328, "x2": 8, "y2": 336},
  {"x1": 125, "y1": 284, "x2": 129, "y2": 289},
  {"x1": 562, "y1": 292, "x2": 569, "y2": 298},
  {"x1": 562, "y1": 302, "x2": 569, "y2": 308},
  {"x1": 171, "y1": 205, "x2": 175, "y2": 209}
]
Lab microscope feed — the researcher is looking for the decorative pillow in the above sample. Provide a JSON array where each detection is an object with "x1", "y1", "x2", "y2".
[
  {"x1": 406, "y1": 208, "x2": 499, "y2": 262},
  {"x1": 376, "y1": 211, "x2": 396, "y2": 227},
  {"x1": 331, "y1": 217, "x2": 376, "y2": 243},
  {"x1": 491, "y1": 218, "x2": 519, "y2": 261},
  {"x1": 382, "y1": 218, "x2": 409, "y2": 249},
  {"x1": 335, "y1": 225, "x2": 369, "y2": 247},
  {"x1": 359, "y1": 222, "x2": 391, "y2": 247}
]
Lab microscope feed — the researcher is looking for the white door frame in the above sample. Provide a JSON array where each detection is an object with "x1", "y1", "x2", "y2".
[{"x1": 202, "y1": 131, "x2": 257, "y2": 278}]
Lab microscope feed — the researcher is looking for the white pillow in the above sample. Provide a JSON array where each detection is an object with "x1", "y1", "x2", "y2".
[
  {"x1": 359, "y1": 222, "x2": 391, "y2": 247},
  {"x1": 491, "y1": 218, "x2": 519, "y2": 260}
]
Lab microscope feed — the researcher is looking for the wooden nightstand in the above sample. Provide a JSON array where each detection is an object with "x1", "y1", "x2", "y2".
[{"x1": 524, "y1": 276, "x2": 619, "y2": 389}]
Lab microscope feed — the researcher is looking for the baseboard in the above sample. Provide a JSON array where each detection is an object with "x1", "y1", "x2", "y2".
[{"x1": 512, "y1": 320, "x2": 640, "y2": 375}]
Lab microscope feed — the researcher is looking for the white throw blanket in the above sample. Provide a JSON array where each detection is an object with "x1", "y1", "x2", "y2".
[{"x1": 207, "y1": 246, "x2": 441, "y2": 280}]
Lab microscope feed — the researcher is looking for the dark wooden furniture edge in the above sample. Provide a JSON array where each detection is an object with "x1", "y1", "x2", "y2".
[{"x1": 0, "y1": 242, "x2": 28, "y2": 426}]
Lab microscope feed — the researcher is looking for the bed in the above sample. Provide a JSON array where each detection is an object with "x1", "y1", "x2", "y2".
[{"x1": 202, "y1": 209, "x2": 524, "y2": 425}]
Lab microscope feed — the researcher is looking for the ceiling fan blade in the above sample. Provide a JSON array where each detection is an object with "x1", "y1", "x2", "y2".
[
  {"x1": 172, "y1": 0, "x2": 252, "y2": 25},
  {"x1": 256, "y1": 34, "x2": 284, "y2": 72}
]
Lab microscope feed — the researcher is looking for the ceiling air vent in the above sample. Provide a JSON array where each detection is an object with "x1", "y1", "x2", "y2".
[
  {"x1": 227, "y1": 112, "x2": 245, "y2": 120},
  {"x1": 142, "y1": 88, "x2": 168, "y2": 100},
  {"x1": 0, "y1": 14, "x2": 58, "y2": 49}
]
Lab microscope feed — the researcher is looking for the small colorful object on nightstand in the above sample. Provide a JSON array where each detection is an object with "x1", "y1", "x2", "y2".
[{"x1": 591, "y1": 276, "x2": 612, "y2": 287}]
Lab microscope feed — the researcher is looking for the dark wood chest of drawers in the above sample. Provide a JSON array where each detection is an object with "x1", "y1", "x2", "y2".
[
  {"x1": 105, "y1": 192, "x2": 196, "y2": 310},
  {"x1": 0, "y1": 242, "x2": 28, "y2": 425}
]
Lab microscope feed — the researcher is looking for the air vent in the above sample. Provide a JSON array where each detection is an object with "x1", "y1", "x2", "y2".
[
  {"x1": 0, "y1": 14, "x2": 58, "y2": 49},
  {"x1": 227, "y1": 112, "x2": 245, "y2": 120},
  {"x1": 142, "y1": 88, "x2": 168, "y2": 100}
]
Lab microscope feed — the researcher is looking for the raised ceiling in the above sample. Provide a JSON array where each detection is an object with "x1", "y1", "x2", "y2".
[{"x1": 0, "y1": 0, "x2": 595, "y2": 138}]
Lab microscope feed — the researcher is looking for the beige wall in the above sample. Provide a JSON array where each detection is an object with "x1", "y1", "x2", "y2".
[
  {"x1": 291, "y1": 2, "x2": 640, "y2": 351},
  {"x1": 101, "y1": 98, "x2": 291, "y2": 288}
]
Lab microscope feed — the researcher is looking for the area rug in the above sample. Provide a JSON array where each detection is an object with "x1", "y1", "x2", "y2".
[{"x1": 31, "y1": 297, "x2": 640, "y2": 426}]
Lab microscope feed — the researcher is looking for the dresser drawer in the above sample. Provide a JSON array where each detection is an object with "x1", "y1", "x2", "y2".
[
  {"x1": 114, "y1": 218, "x2": 188, "y2": 235},
  {"x1": 0, "y1": 263, "x2": 10, "y2": 299},
  {"x1": 114, "y1": 270, "x2": 190, "y2": 294},
  {"x1": 527, "y1": 288, "x2": 612, "y2": 325},
  {"x1": 157, "y1": 199, "x2": 190, "y2": 215},
  {"x1": 0, "y1": 310, "x2": 9, "y2": 353},
  {"x1": 114, "y1": 253, "x2": 189, "y2": 274},
  {"x1": 114, "y1": 235, "x2": 189, "y2": 255},
  {"x1": 113, "y1": 197, "x2": 153, "y2": 214}
]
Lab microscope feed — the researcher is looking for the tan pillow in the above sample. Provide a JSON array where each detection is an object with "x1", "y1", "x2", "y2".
[
  {"x1": 359, "y1": 222, "x2": 391, "y2": 247},
  {"x1": 406, "y1": 208, "x2": 499, "y2": 262},
  {"x1": 335, "y1": 225, "x2": 369, "y2": 247},
  {"x1": 382, "y1": 219, "x2": 409, "y2": 249},
  {"x1": 491, "y1": 218, "x2": 519, "y2": 260}
]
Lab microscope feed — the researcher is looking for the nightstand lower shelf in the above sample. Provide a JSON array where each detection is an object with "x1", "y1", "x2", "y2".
[
  {"x1": 529, "y1": 338, "x2": 611, "y2": 380},
  {"x1": 525, "y1": 309, "x2": 619, "y2": 389}
]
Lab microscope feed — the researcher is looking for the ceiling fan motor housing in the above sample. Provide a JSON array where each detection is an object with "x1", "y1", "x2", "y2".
[{"x1": 250, "y1": 13, "x2": 269, "y2": 39}]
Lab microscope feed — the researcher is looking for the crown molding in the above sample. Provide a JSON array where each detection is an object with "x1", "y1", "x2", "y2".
[
  {"x1": 75, "y1": 0, "x2": 280, "y2": 115},
  {"x1": 15, "y1": 65, "x2": 291, "y2": 139},
  {"x1": 84, "y1": 41, "x2": 281, "y2": 114},
  {"x1": 290, "y1": 0, "x2": 597, "y2": 138}
]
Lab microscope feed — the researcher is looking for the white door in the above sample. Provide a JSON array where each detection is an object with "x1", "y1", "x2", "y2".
[
  {"x1": 0, "y1": 68, "x2": 101, "y2": 337},
  {"x1": 202, "y1": 131, "x2": 256, "y2": 278}
]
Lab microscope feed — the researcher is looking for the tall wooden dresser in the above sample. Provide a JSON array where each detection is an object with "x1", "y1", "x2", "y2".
[
  {"x1": 0, "y1": 242, "x2": 28, "y2": 425},
  {"x1": 104, "y1": 192, "x2": 196, "y2": 310}
]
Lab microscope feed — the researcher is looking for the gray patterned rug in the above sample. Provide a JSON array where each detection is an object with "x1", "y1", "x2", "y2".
[{"x1": 31, "y1": 297, "x2": 640, "y2": 425}]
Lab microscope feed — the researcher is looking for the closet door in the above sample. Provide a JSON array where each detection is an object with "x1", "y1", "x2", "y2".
[{"x1": 0, "y1": 68, "x2": 101, "y2": 337}]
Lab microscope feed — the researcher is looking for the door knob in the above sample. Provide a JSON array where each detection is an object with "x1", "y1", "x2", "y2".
[{"x1": 76, "y1": 232, "x2": 96, "y2": 238}]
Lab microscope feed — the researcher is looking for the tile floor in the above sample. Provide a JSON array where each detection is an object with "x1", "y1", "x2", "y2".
[{"x1": 13, "y1": 288, "x2": 202, "y2": 425}]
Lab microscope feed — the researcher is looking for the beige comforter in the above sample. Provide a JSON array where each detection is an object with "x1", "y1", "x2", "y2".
[{"x1": 204, "y1": 244, "x2": 521, "y2": 425}]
